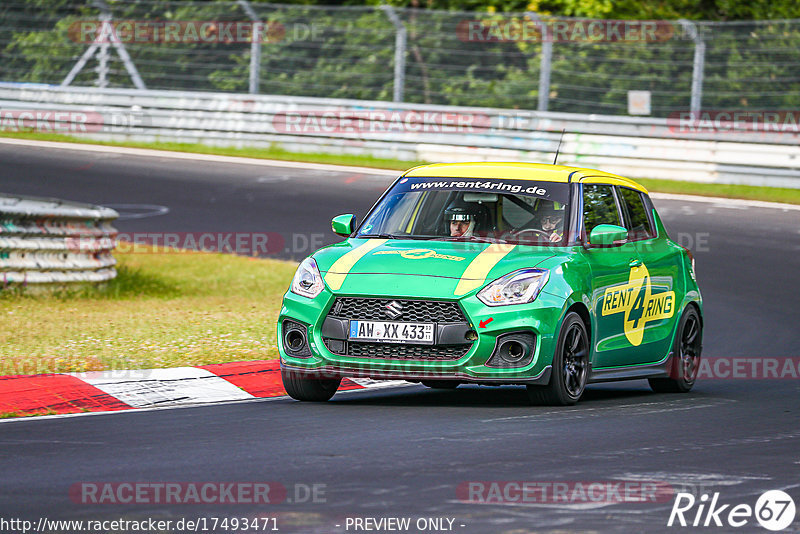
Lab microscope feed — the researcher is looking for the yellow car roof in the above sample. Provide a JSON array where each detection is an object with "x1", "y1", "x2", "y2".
[{"x1": 402, "y1": 162, "x2": 648, "y2": 194}]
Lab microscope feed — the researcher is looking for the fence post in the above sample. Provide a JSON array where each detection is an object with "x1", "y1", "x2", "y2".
[
  {"x1": 238, "y1": 0, "x2": 262, "y2": 95},
  {"x1": 381, "y1": 5, "x2": 407, "y2": 103},
  {"x1": 680, "y1": 20, "x2": 705, "y2": 116},
  {"x1": 95, "y1": 22, "x2": 110, "y2": 88},
  {"x1": 528, "y1": 12, "x2": 552, "y2": 112}
]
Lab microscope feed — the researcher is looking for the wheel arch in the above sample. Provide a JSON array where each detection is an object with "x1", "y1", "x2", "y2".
[
  {"x1": 683, "y1": 300, "x2": 703, "y2": 326},
  {"x1": 673, "y1": 299, "x2": 703, "y2": 341},
  {"x1": 558, "y1": 296, "x2": 592, "y2": 349}
]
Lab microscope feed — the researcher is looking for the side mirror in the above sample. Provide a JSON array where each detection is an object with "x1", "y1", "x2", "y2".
[
  {"x1": 588, "y1": 224, "x2": 628, "y2": 246},
  {"x1": 331, "y1": 214, "x2": 356, "y2": 237}
]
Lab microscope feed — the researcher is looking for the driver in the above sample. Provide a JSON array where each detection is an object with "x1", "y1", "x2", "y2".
[
  {"x1": 539, "y1": 204, "x2": 565, "y2": 242},
  {"x1": 444, "y1": 199, "x2": 480, "y2": 237}
]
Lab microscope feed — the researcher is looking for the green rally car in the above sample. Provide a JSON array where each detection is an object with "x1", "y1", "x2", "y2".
[{"x1": 278, "y1": 163, "x2": 703, "y2": 405}]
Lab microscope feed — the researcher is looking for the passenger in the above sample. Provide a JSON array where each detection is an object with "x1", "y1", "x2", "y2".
[{"x1": 539, "y1": 204, "x2": 565, "y2": 242}]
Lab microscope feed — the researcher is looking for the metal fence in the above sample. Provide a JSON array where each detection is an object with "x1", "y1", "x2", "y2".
[
  {"x1": 2, "y1": 1, "x2": 800, "y2": 118},
  {"x1": 0, "y1": 194, "x2": 117, "y2": 287}
]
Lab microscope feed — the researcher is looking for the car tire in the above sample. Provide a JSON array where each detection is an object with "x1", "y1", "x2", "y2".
[
  {"x1": 281, "y1": 370, "x2": 341, "y2": 402},
  {"x1": 421, "y1": 380, "x2": 459, "y2": 389},
  {"x1": 648, "y1": 306, "x2": 702, "y2": 393},
  {"x1": 527, "y1": 311, "x2": 589, "y2": 406}
]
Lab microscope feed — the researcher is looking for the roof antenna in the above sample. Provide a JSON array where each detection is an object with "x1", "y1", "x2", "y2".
[{"x1": 553, "y1": 128, "x2": 566, "y2": 165}]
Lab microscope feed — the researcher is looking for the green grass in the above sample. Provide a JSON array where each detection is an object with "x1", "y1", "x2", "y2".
[
  {"x1": 636, "y1": 178, "x2": 800, "y2": 205},
  {"x1": 2, "y1": 130, "x2": 798, "y2": 204},
  {"x1": 0, "y1": 244, "x2": 297, "y2": 375},
  {"x1": 0, "y1": 409, "x2": 58, "y2": 419},
  {"x1": 0, "y1": 130, "x2": 423, "y2": 171}
]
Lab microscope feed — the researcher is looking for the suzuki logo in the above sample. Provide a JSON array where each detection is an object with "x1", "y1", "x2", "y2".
[{"x1": 384, "y1": 301, "x2": 404, "y2": 319}]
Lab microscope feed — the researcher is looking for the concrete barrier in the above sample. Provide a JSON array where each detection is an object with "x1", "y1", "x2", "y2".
[
  {"x1": 1, "y1": 82, "x2": 798, "y2": 188},
  {"x1": 0, "y1": 193, "x2": 117, "y2": 287}
]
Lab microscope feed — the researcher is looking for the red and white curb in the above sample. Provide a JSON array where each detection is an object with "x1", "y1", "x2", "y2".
[{"x1": 0, "y1": 360, "x2": 411, "y2": 418}]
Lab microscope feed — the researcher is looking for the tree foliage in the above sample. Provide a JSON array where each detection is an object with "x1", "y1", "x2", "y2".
[{"x1": 1, "y1": 0, "x2": 799, "y2": 117}]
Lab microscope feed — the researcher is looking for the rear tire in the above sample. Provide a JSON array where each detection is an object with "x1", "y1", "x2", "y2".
[
  {"x1": 421, "y1": 380, "x2": 459, "y2": 389},
  {"x1": 648, "y1": 306, "x2": 702, "y2": 393},
  {"x1": 527, "y1": 312, "x2": 589, "y2": 406},
  {"x1": 281, "y1": 369, "x2": 341, "y2": 402}
]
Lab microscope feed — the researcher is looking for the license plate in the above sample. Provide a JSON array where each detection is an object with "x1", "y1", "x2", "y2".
[{"x1": 348, "y1": 320, "x2": 435, "y2": 345}]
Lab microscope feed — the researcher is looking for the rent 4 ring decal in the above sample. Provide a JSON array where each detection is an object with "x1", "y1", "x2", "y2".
[
  {"x1": 601, "y1": 263, "x2": 675, "y2": 346},
  {"x1": 373, "y1": 249, "x2": 466, "y2": 261}
]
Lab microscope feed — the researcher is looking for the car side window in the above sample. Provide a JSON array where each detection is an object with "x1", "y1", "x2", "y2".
[
  {"x1": 582, "y1": 184, "x2": 621, "y2": 235},
  {"x1": 618, "y1": 187, "x2": 655, "y2": 240}
]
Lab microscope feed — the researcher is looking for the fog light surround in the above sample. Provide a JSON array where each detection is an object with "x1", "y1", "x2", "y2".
[
  {"x1": 282, "y1": 319, "x2": 312, "y2": 358},
  {"x1": 486, "y1": 332, "x2": 536, "y2": 368}
]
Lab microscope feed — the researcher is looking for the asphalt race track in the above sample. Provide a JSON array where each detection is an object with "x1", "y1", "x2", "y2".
[{"x1": 1, "y1": 141, "x2": 799, "y2": 533}]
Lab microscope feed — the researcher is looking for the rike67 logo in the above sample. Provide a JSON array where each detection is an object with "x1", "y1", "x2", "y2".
[{"x1": 668, "y1": 490, "x2": 796, "y2": 531}]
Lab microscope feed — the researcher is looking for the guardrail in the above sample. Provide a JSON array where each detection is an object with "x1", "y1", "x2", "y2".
[
  {"x1": 0, "y1": 193, "x2": 117, "y2": 287},
  {"x1": 1, "y1": 82, "x2": 798, "y2": 188}
]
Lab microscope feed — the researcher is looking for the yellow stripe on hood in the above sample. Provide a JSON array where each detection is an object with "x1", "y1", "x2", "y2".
[
  {"x1": 454, "y1": 244, "x2": 516, "y2": 296},
  {"x1": 324, "y1": 239, "x2": 388, "y2": 291}
]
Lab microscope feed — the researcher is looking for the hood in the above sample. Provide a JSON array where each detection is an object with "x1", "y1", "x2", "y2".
[{"x1": 314, "y1": 238, "x2": 556, "y2": 298}]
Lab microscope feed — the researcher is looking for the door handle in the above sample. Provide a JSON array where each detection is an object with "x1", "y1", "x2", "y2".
[{"x1": 629, "y1": 258, "x2": 642, "y2": 268}]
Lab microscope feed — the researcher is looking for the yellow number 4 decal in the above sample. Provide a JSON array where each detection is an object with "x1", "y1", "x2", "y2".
[{"x1": 601, "y1": 264, "x2": 675, "y2": 346}]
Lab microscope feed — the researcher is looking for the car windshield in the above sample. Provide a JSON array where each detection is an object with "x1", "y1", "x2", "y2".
[{"x1": 357, "y1": 176, "x2": 571, "y2": 245}]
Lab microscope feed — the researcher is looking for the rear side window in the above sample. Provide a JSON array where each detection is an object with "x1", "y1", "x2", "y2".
[
  {"x1": 501, "y1": 195, "x2": 537, "y2": 228},
  {"x1": 618, "y1": 187, "x2": 655, "y2": 240},
  {"x1": 582, "y1": 184, "x2": 620, "y2": 234}
]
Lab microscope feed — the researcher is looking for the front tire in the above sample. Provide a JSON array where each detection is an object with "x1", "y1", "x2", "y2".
[
  {"x1": 649, "y1": 306, "x2": 702, "y2": 393},
  {"x1": 281, "y1": 370, "x2": 341, "y2": 402},
  {"x1": 527, "y1": 312, "x2": 589, "y2": 406}
]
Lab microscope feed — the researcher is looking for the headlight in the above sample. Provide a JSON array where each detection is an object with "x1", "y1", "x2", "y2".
[
  {"x1": 290, "y1": 258, "x2": 324, "y2": 298},
  {"x1": 477, "y1": 268, "x2": 549, "y2": 306}
]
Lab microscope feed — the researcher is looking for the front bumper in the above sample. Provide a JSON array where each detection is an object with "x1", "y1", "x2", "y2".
[
  {"x1": 278, "y1": 287, "x2": 566, "y2": 385},
  {"x1": 281, "y1": 362, "x2": 552, "y2": 385}
]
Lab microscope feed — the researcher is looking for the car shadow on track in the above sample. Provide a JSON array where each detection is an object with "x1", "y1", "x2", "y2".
[{"x1": 330, "y1": 382, "x2": 669, "y2": 408}]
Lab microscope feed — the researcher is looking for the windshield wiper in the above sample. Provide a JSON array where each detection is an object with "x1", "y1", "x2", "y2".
[
  {"x1": 438, "y1": 235, "x2": 509, "y2": 244},
  {"x1": 359, "y1": 233, "x2": 400, "y2": 239}
]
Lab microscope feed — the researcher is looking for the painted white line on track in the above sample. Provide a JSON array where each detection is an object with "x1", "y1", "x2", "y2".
[
  {"x1": 616, "y1": 472, "x2": 770, "y2": 487},
  {"x1": 0, "y1": 395, "x2": 275, "y2": 425},
  {"x1": 446, "y1": 498, "x2": 613, "y2": 511},
  {"x1": 650, "y1": 192, "x2": 800, "y2": 211},
  {"x1": 481, "y1": 398, "x2": 735, "y2": 423},
  {"x1": 2, "y1": 137, "x2": 798, "y2": 211}
]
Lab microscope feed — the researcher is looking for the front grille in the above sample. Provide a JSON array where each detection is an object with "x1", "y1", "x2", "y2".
[
  {"x1": 324, "y1": 339, "x2": 470, "y2": 361},
  {"x1": 329, "y1": 297, "x2": 466, "y2": 323}
]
